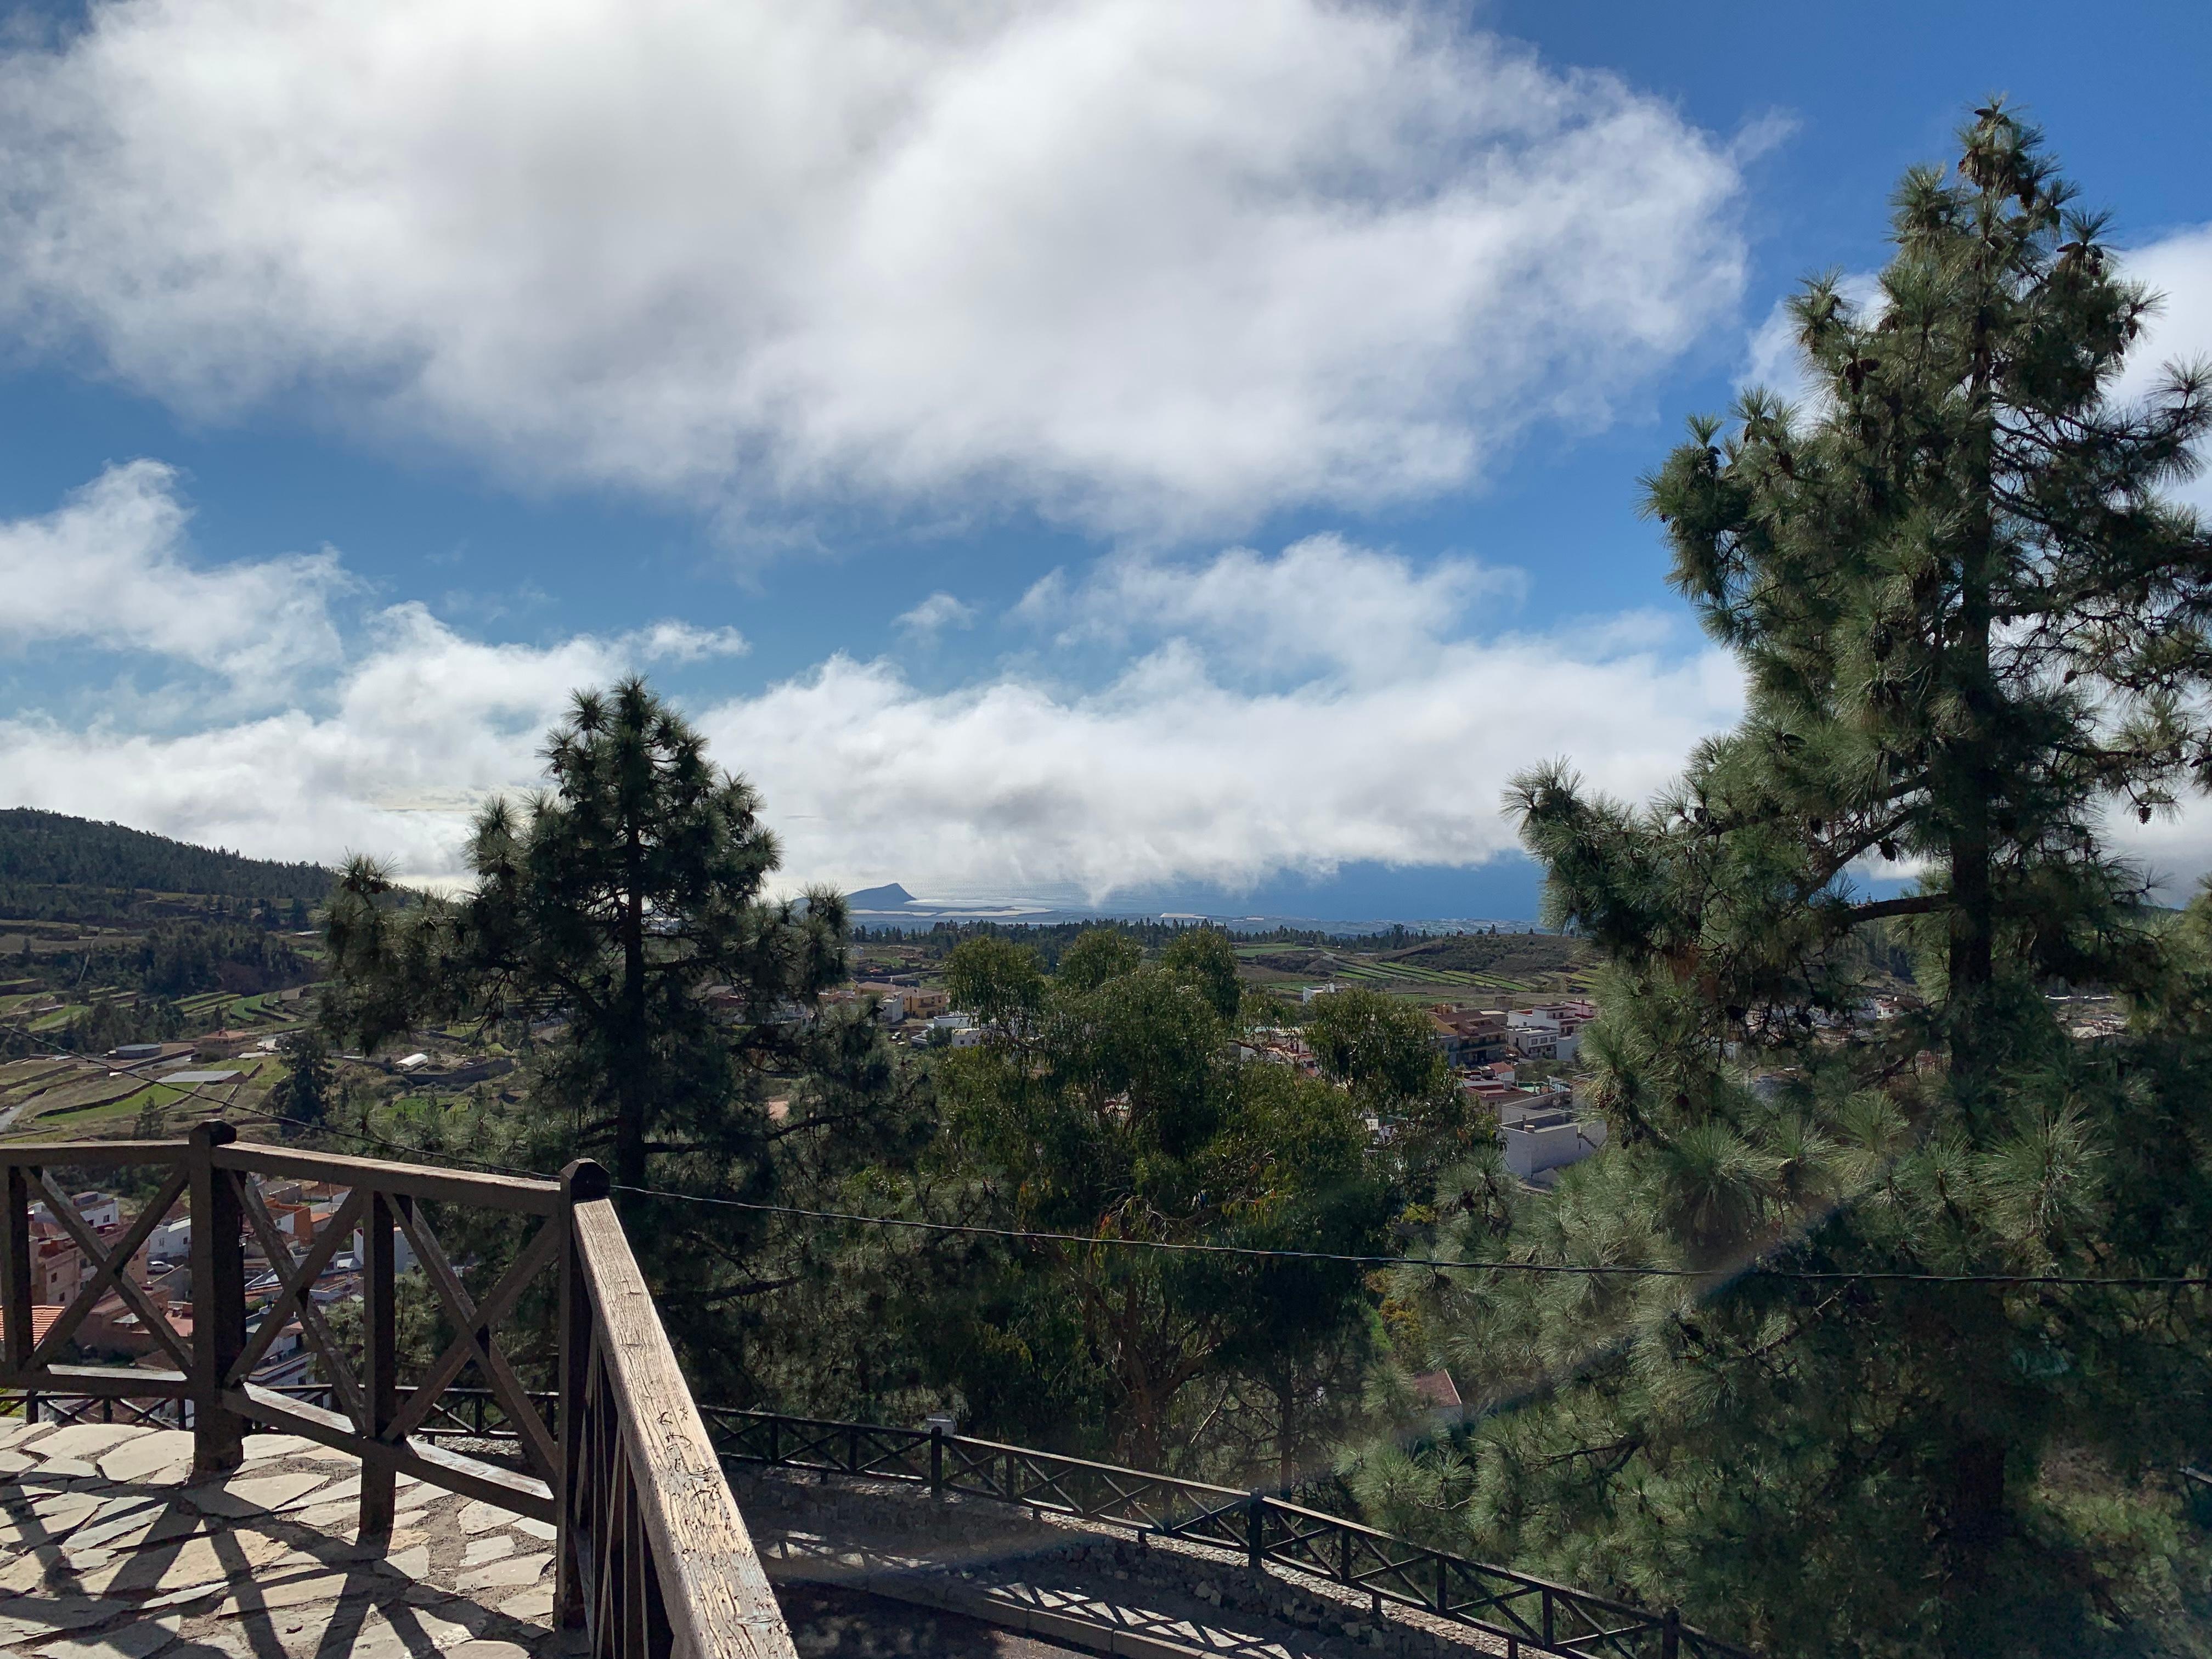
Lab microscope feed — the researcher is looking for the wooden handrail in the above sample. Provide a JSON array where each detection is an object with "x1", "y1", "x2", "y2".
[
  {"x1": 0, "y1": 1129, "x2": 794, "y2": 1659},
  {"x1": 565, "y1": 1188, "x2": 795, "y2": 1659}
]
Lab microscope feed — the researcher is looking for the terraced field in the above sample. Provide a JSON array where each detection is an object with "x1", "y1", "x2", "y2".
[{"x1": 1234, "y1": 933, "x2": 1595, "y2": 1001}]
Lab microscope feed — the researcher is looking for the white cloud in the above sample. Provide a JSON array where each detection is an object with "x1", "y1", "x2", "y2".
[
  {"x1": 2115, "y1": 225, "x2": 2212, "y2": 512},
  {"x1": 1737, "y1": 272, "x2": 1884, "y2": 411},
  {"x1": 0, "y1": 470, "x2": 1744, "y2": 896},
  {"x1": 0, "y1": 601, "x2": 621, "y2": 873},
  {"x1": 0, "y1": 460, "x2": 346, "y2": 693},
  {"x1": 1020, "y1": 533, "x2": 1519, "y2": 684},
  {"x1": 19, "y1": 467, "x2": 2212, "y2": 905},
  {"x1": 701, "y1": 633, "x2": 1740, "y2": 900},
  {"x1": 894, "y1": 593, "x2": 977, "y2": 637},
  {"x1": 622, "y1": 620, "x2": 751, "y2": 663},
  {"x1": 0, "y1": 1, "x2": 1746, "y2": 535}
]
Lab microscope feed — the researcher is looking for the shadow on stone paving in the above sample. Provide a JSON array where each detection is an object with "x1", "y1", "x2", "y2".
[{"x1": 777, "y1": 1581, "x2": 1099, "y2": 1659}]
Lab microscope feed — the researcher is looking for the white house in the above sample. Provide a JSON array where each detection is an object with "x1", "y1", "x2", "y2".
[
  {"x1": 1499, "y1": 1103, "x2": 1607, "y2": 1181},
  {"x1": 146, "y1": 1215, "x2": 191, "y2": 1262},
  {"x1": 30, "y1": 1192, "x2": 122, "y2": 1232},
  {"x1": 351, "y1": 1227, "x2": 419, "y2": 1277}
]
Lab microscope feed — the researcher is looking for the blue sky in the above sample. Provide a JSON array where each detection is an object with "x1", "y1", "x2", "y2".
[{"x1": 1, "y1": 1, "x2": 2207, "y2": 918}]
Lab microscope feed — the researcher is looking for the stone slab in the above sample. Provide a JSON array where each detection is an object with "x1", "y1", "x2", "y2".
[
  {"x1": 0, "y1": 1498, "x2": 101, "y2": 1547},
  {"x1": 189, "y1": 1473, "x2": 330, "y2": 1518},
  {"x1": 459, "y1": 1537, "x2": 512, "y2": 1567},
  {"x1": 238, "y1": 1435, "x2": 318, "y2": 1463},
  {"x1": 0, "y1": 1548, "x2": 69, "y2": 1595},
  {"x1": 0, "y1": 1596, "x2": 133, "y2": 1643},
  {"x1": 95, "y1": 1434, "x2": 195, "y2": 1486},
  {"x1": 69, "y1": 1506, "x2": 199, "y2": 1554},
  {"x1": 75, "y1": 1529, "x2": 295, "y2": 1596},
  {"x1": 453, "y1": 1502, "x2": 528, "y2": 1537},
  {"x1": 454, "y1": 1555, "x2": 544, "y2": 1593},
  {"x1": 29, "y1": 1427, "x2": 145, "y2": 1464},
  {"x1": 283, "y1": 1475, "x2": 362, "y2": 1513},
  {"x1": 213, "y1": 1570, "x2": 373, "y2": 1618},
  {"x1": 26, "y1": 1460, "x2": 99, "y2": 1481},
  {"x1": 32, "y1": 1614, "x2": 182, "y2": 1659},
  {"x1": 495, "y1": 1589, "x2": 554, "y2": 1624}
]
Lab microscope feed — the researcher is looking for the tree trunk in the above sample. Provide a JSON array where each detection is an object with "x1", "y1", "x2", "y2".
[
  {"x1": 1942, "y1": 1430, "x2": 2008, "y2": 1602},
  {"x1": 614, "y1": 833, "x2": 650, "y2": 1191},
  {"x1": 1946, "y1": 248, "x2": 2001, "y2": 1119}
]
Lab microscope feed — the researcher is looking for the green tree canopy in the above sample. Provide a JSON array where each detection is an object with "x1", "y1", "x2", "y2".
[
  {"x1": 922, "y1": 928, "x2": 1392, "y2": 1474},
  {"x1": 1306, "y1": 987, "x2": 1471, "y2": 1188},
  {"x1": 1162, "y1": 927, "x2": 1243, "y2": 1025},
  {"x1": 323, "y1": 677, "x2": 849, "y2": 1188},
  {"x1": 1363, "y1": 108, "x2": 2212, "y2": 1658},
  {"x1": 318, "y1": 679, "x2": 921, "y2": 1401}
]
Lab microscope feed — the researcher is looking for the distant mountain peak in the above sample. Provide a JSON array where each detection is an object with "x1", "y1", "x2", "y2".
[{"x1": 845, "y1": 882, "x2": 916, "y2": 910}]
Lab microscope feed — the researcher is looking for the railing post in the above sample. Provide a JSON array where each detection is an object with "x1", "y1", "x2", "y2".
[
  {"x1": 187, "y1": 1123, "x2": 246, "y2": 1476},
  {"x1": 1662, "y1": 1606, "x2": 1680, "y2": 1659},
  {"x1": 358, "y1": 1188, "x2": 397, "y2": 1534},
  {"x1": 1246, "y1": 1493, "x2": 1264, "y2": 1571},
  {"x1": 1542, "y1": 1586, "x2": 1554, "y2": 1649},
  {"x1": 929, "y1": 1423, "x2": 945, "y2": 1501},
  {"x1": 555, "y1": 1159, "x2": 608, "y2": 1633},
  {"x1": 1, "y1": 1161, "x2": 31, "y2": 1379}
]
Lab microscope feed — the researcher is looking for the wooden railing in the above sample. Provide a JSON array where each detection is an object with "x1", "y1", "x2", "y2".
[
  {"x1": 707, "y1": 1408, "x2": 1753, "y2": 1659},
  {"x1": 0, "y1": 1127, "x2": 795, "y2": 1659}
]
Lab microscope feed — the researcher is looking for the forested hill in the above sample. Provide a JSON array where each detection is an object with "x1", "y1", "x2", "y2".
[{"x1": 0, "y1": 809, "x2": 332, "y2": 907}]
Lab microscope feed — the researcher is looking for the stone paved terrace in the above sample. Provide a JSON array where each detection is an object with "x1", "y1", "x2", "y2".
[{"x1": 0, "y1": 1420, "x2": 580, "y2": 1659}]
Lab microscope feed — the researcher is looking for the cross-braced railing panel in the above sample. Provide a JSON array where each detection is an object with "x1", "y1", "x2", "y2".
[
  {"x1": 3, "y1": 1128, "x2": 796, "y2": 1659},
  {"x1": 1, "y1": 1142, "x2": 195, "y2": 1405},
  {"x1": 718, "y1": 1409, "x2": 1748, "y2": 1659},
  {"x1": 3, "y1": 1383, "x2": 563, "y2": 1442}
]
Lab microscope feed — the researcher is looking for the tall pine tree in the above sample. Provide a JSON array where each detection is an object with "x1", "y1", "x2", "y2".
[
  {"x1": 320, "y1": 678, "x2": 926, "y2": 1401},
  {"x1": 1360, "y1": 106, "x2": 2212, "y2": 1657}
]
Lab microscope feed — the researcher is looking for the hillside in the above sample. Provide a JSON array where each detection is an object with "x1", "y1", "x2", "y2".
[
  {"x1": 1379, "y1": 931, "x2": 1589, "y2": 979},
  {"x1": 0, "y1": 808, "x2": 332, "y2": 916},
  {"x1": 0, "y1": 810, "x2": 330, "y2": 1087}
]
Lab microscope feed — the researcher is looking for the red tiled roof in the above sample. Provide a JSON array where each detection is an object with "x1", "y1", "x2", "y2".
[
  {"x1": 1411, "y1": 1369, "x2": 1462, "y2": 1410},
  {"x1": 0, "y1": 1305, "x2": 66, "y2": 1344}
]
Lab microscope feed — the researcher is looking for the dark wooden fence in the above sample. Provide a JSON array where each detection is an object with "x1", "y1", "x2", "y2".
[
  {"x1": 704, "y1": 1408, "x2": 1753, "y2": 1659},
  {"x1": 1, "y1": 1127, "x2": 1752, "y2": 1659},
  {"x1": 0, "y1": 1128, "x2": 793, "y2": 1659}
]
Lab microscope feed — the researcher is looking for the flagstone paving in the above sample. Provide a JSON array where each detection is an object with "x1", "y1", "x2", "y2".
[{"x1": 0, "y1": 1421, "x2": 581, "y2": 1658}]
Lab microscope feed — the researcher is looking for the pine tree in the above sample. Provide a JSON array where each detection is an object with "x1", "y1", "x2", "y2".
[
  {"x1": 1361, "y1": 107, "x2": 2212, "y2": 1657},
  {"x1": 324, "y1": 678, "x2": 849, "y2": 1187},
  {"x1": 320, "y1": 678, "x2": 924, "y2": 1400},
  {"x1": 270, "y1": 1026, "x2": 333, "y2": 1128}
]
